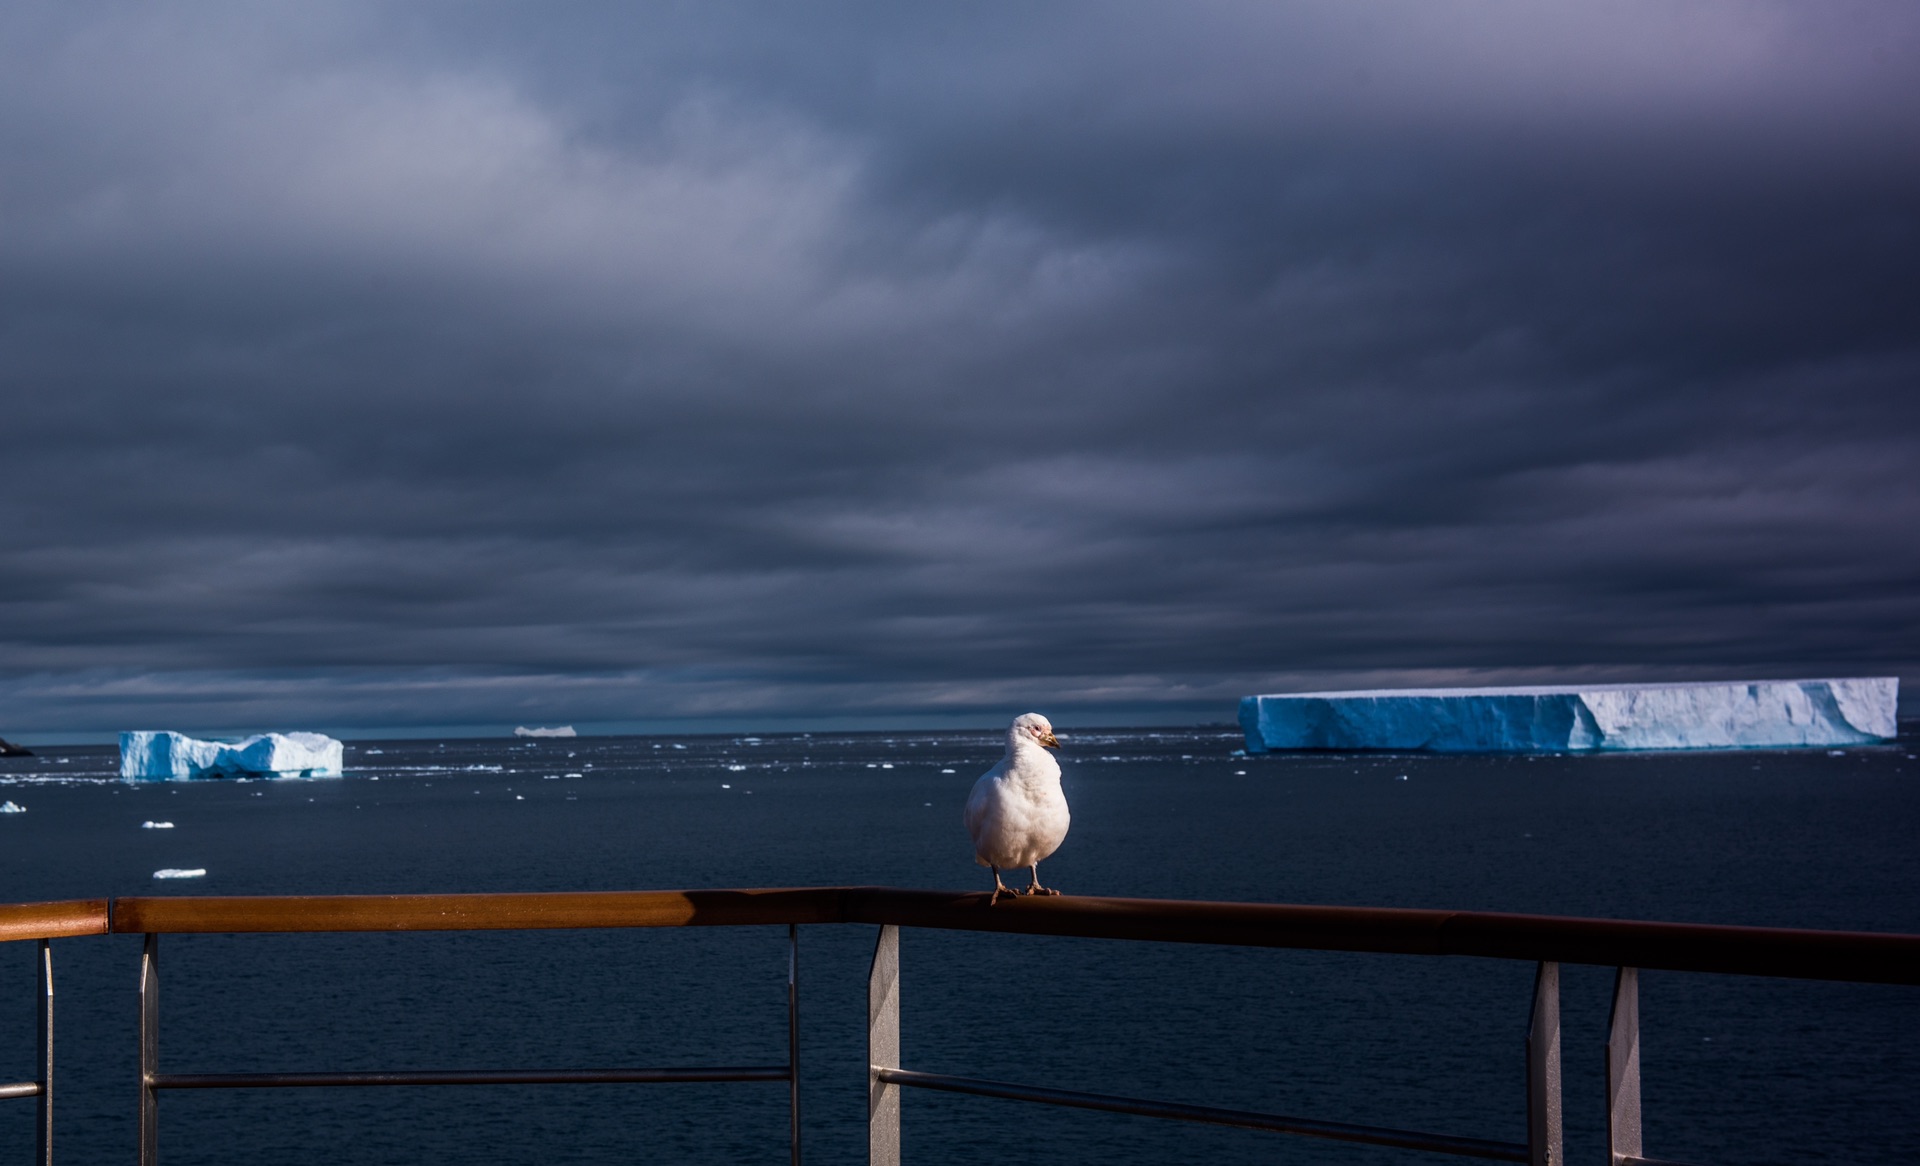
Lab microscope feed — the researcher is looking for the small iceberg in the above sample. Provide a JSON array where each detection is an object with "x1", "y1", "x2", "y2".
[
  {"x1": 153, "y1": 868, "x2": 206, "y2": 879},
  {"x1": 120, "y1": 731, "x2": 344, "y2": 780},
  {"x1": 0, "y1": 800, "x2": 25, "y2": 814},
  {"x1": 514, "y1": 725, "x2": 576, "y2": 739},
  {"x1": 142, "y1": 821, "x2": 175, "y2": 829}
]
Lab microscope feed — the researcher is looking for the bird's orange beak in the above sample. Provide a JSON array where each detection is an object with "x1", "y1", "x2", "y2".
[{"x1": 1040, "y1": 731, "x2": 1060, "y2": 749}]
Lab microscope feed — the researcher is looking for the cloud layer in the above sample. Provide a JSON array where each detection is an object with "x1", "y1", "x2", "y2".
[{"x1": 3, "y1": 2, "x2": 1917, "y2": 734}]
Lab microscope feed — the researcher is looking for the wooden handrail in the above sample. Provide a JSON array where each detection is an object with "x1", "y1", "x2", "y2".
[
  {"x1": 0, "y1": 899, "x2": 110, "y2": 943},
  {"x1": 838, "y1": 888, "x2": 1920, "y2": 985},
  {"x1": 67, "y1": 887, "x2": 1919, "y2": 985},
  {"x1": 111, "y1": 888, "x2": 845, "y2": 934}
]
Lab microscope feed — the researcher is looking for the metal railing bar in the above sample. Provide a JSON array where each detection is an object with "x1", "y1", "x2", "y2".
[
  {"x1": 876, "y1": 1068, "x2": 1528, "y2": 1161},
  {"x1": 788, "y1": 922, "x2": 802, "y2": 1166},
  {"x1": 150, "y1": 1066, "x2": 791, "y2": 1089},
  {"x1": 868, "y1": 924, "x2": 901, "y2": 1166},
  {"x1": 1526, "y1": 961, "x2": 1562, "y2": 1166},
  {"x1": 138, "y1": 933, "x2": 157, "y2": 1166},
  {"x1": 0, "y1": 1083, "x2": 42, "y2": 1100},
  {"x1": 1608, "y1": 967, "x2": 1642, "y2": 1166},
  {"x1": 37, "y1": 936, "x2": 52, "y2": 1166}
]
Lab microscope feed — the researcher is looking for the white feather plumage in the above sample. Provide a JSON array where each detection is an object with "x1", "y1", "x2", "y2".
[{"x1": 964, "y1": 713, "x2": 1068, "y2": 899}]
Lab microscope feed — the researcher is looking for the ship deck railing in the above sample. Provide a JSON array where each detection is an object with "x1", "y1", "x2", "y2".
[{"x1": 5, "y1": 887, "x2": 1919, "y2": 1166}]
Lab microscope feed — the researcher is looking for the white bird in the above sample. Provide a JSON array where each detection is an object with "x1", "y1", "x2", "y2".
[{"x1": 964, "y1": 713, "x2": 1068, "y2": 905}]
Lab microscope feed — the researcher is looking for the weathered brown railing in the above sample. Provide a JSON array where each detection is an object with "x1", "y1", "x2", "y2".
[
  {"x1": 6, "y1": 889, "x2": 1919, "y2": 1166},
  {"x1": 105, "y1": 886, "x2": 1920, "y2": 981},
  {"x1": 0, "y1": 901, "x2": 109, "y2": 945},
  {"x1": 1, "y1": 900, "x2": 105, "y2": 1166}
]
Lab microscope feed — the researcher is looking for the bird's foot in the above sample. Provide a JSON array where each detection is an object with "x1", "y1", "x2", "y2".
[
  {"x1": 1026, "y1": 884, "x2": 1059, "y2": 897},
  {"x1": 989, "y1": 884, "x2": 1015, "y2": 906}
]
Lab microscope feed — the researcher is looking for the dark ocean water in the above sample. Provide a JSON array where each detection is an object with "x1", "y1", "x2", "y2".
[{"x1": 2, "y1": 724, "x2": 1917, "y2": 1165}]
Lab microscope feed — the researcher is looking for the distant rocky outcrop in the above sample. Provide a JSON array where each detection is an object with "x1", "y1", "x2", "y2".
[{"x1": 0, "y1": 736, "x2": 34, "y2": 757}]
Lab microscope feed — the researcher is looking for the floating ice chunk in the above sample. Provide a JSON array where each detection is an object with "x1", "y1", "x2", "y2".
[
  {"x1": 119, "y1": 731, "x2": 345, "y2": 779},
  {"x1": 1240, "y1": 679, "x2": 1899, "y2": 754},
  {"x1": 153, "y1": 869, "x2": 206, "y2": 879},
  {"x1": 141, "y1": 821, "x2": 175, "y2": 829},
  {"x1": 0, "y1": 800, "x2": 24, "y2": 813},
  {"x1": 515, "y1": 726, "x2": 576, "y2": 738}
]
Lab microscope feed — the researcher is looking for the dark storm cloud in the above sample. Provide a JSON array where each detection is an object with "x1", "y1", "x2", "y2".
[{"x1": 3, "y1": 1, "x2": 1918, "y2": 735}]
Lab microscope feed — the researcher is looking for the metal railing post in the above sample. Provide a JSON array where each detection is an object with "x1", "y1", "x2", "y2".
[
  {"x1": 1526, "y1": 961, "x2": 1562, "y2": 1166},
  {"x1": 36, "y1": 939, "x2": 52, "y2": 1166},
  {"x1": 788, "y1": 924, "x2": 801, "y2": 1166},
  {"x1": 139, "y1": 933, "x2": 158, "y2": 1166},
  {"x1": 869, "y1": 924, "x2": 900, "y2": 1166},
  {"x1": 1607, "y1": 968, "x2": 1641, "y2": 1165}
]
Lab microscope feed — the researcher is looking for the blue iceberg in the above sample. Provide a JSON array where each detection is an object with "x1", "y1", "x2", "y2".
[
  {"x1": 1239, "y1": 678, "x2": 1898, "y2": 754},
  {"x1": 119, "y1": 731, "x2": 344, "y2": 779}
]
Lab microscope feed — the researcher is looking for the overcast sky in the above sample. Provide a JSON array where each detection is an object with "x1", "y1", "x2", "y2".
[{"x1": 3, "y1": 2, "x2": 1917, "y2": 738}]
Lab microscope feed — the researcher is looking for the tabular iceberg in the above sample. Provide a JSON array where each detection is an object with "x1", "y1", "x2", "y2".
[
  {"x1": 1239, "y1": 678, "x2": 1898, "y2": 754},
  {"x1": 514, "y1": 725, "x2": 576, "y2": 739},
  {"x1": 119, "y1": 731, "x2": 344, "y2": 779}
]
